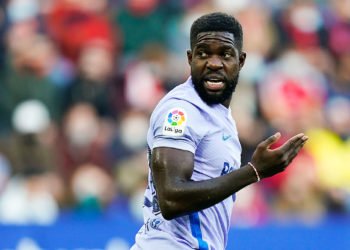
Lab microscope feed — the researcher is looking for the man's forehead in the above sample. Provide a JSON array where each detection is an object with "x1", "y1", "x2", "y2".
[{"x1": 195, "y1": 31, "x2": 235, "y2": 45}]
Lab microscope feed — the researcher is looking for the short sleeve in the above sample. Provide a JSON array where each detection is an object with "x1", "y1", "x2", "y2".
[{"x1": 149, "y1": 99, "x2": 208, "y2": 154}]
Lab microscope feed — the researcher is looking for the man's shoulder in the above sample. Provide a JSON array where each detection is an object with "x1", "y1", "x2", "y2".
[
  {"x1": 159, "y1": 80, "x2": 207, "y2": 112},
  {"x1": 155, "y1": 85, "x2": 201, "y2": 116},
  {"x1": 150, "y1": 82, "x2": 208, "y2": 128},
  {"x1": 165, "y1": 80, "x2": 193, "y2": 100}
]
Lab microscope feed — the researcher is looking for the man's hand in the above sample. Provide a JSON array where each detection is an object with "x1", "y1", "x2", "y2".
[{"x1": 250, "y1": 132, "x2": 308, "y2": 179}]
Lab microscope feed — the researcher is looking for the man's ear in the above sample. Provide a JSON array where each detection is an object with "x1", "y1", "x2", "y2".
[
  {"x1": 239, "y1": 52, "x2": 246, "y2": 69},
  {"x1": 187, "y1": 50, "x2": 193, "y2": 65}
]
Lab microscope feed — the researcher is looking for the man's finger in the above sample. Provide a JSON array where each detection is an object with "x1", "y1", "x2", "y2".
[
  {"x1": 280, "y1": 140, "x2": 308, "y2": 168},
  {"x1": 277, "y1": 134, "x2": 307, "y2": 153},
  {"x1": 259, "y1": 132, "x2": 281, "y2": 149},
  {"x1": 284, "y1": 135, "x2": 308, "y2": 153},
  {"x1": 287, "y1": 140, "x2": 308, "y2": 160}
]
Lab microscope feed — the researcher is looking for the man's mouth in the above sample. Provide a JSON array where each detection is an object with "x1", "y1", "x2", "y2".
[{"x1": 204, "y1": 79, "x2": 225, "y2": 91}]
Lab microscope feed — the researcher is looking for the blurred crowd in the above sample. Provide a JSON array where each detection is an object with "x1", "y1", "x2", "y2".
[{"x1": 0, "y1": 0, "x2": 349, "y2": 227}]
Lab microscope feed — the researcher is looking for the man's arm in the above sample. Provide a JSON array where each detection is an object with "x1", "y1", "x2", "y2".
[{"x1": 151, "y1": 132, "x2": 308, "y2": 220}]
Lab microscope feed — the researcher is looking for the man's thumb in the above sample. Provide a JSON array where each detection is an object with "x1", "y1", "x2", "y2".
[{"x1": 262, "y1": 132, "x2": 281, "y2": 148}]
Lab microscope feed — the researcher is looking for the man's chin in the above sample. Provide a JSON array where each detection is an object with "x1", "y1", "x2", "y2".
[
  {"x1": 193, "y1": 82, "x2": 224, "y2": 104},
  {"x1": 192, "y1": 76, "x2": 238, "y2": 105},
  {"x1": 198, "y1": 91, "x2": 226, "y2": 105}
]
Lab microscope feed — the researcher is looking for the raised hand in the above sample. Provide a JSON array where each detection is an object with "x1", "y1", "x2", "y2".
[{"x1": 250, "y1": 132, "x2": 308, "y2": 179}]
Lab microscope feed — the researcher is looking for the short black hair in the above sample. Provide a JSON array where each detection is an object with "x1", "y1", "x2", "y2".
[{"x1": 190, "y1": 12, "x2": 243, "y2": 51}]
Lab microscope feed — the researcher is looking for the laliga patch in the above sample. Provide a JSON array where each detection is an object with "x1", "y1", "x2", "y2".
[{"x1": 163, "y1": 108, "x2": 187, "y2": 136}]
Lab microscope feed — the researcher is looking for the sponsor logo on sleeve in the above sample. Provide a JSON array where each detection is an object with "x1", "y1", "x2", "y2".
[{"x1": 162, "y1": 108, "x2": 187, "y2": 136}]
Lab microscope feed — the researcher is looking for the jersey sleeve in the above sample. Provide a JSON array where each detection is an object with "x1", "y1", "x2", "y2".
[{"x1": 150, "y1": 99, "x2": 208, "y2": 154}]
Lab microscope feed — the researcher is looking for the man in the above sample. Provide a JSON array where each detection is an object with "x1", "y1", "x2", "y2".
[{"x1": 131, "y1": 12, "x2": 308, "y2": 250}]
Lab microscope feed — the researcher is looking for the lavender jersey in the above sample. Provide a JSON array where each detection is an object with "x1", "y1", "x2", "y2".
[{"x1": 131, "y1": 77, "x2": 242, "y2": 250}]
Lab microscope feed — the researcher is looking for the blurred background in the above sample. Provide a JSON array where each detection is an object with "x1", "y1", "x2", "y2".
[{"x1": 0, "y1": 0, "x2": 349, "y2": 249}]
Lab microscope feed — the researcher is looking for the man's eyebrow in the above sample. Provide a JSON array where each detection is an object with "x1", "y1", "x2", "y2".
[
  {"x1": 195, "y1": 43, "x2": 209, "y2": 49},
  {"x1": 220, "y1": 44, "x2": 235, "y2": 50},
  {"x1": 195, "y1": 43, "x2": 236, "y2": 51}
]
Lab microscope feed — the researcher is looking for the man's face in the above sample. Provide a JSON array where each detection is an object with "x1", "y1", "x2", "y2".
[{"x1": 187, "y1": 31, "x2": 246, "y2": 106}]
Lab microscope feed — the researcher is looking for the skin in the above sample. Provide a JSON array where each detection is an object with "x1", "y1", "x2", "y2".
[
  {"x1": 151, "y1": 31, "x2": 308, "y2": 220},
  {"x1": 188, "y1": 31, "x2": 246, "y2": 107}
]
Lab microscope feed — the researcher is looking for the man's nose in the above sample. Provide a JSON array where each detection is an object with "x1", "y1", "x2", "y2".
[{"x1": 207, "y1": 56, "x2": 223, "y2": 70}]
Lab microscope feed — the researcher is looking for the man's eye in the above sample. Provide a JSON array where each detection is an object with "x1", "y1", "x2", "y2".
[
  {"x1": 198, "y1": 52, "x2": 208, "y2": 58},
  {"x1": 224, "y1": 52, "x2": 232, "y2": 58}
]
